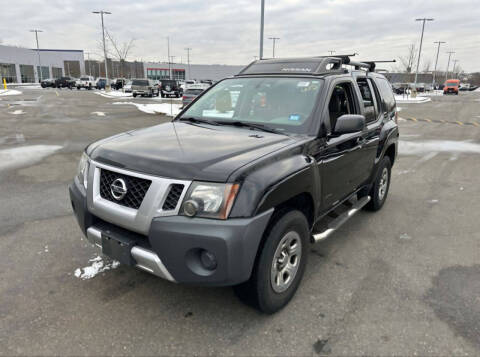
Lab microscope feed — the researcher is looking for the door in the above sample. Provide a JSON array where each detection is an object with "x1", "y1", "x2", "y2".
[{"x1": 313, "y1": 80, "x2": 365, "y2": 210}]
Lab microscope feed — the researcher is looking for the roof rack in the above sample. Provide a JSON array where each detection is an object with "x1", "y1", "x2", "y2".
[{"x1": 236, "y1": 56, "x2": 396, "y2": 76}]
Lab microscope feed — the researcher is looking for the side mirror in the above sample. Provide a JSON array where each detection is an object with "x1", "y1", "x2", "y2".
[{"x1": 333, "y1": 114, "x2": 365, "y2": 135}]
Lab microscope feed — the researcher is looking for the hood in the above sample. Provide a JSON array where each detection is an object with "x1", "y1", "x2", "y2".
[{"x1": 88, "y1": 122, "x2": 296, "y2": 182}]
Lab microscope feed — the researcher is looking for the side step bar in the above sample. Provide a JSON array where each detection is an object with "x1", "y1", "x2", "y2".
[{"x1": 311, "y1": 196, "x2": 371, "y2": 243}]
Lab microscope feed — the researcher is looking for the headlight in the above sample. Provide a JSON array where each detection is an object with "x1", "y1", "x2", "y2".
[
  {"x1": 77, "y1": 152, "x2": 89, "y2": 189},
  {"x1": 181, "y1": 182, "x2": 239, "y2": 219}
]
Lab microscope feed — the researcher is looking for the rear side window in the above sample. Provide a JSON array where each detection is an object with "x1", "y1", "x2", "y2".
[
  {"x1": 375, "y1": 77, "x2": 395, "y2": 113},
  {"x1": 132, "y1": 80, "x2": 149, "y2": 86}
]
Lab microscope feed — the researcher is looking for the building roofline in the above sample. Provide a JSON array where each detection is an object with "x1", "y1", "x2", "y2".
[{"x1": 32, "y1": 49, "x2": 84, "y2": 53}]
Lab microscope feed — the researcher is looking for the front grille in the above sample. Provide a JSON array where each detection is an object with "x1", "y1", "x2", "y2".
[
  {"x1": 162, "y1": 184, "x2": 184, "y2": 210},
  {"x1": 99, "y1": 169, "x2": 151, "y2": 209}
]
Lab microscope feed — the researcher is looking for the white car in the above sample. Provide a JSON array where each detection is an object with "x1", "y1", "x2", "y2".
[
  {"x1": 76, "y1": 76, "x2": 96, "y2": 90},
  {"x1": 124, "y1": 80, "x2": 132, "y2": 93}
]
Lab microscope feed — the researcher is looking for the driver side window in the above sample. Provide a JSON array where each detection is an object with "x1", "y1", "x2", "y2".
[{"x1": 327, "y1": 82, "x2": 358, "y2": 130}]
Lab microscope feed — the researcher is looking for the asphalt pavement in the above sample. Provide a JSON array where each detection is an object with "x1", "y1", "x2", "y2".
[{"x1": 0, "y1": 87, "x2": 479, "y2": 356}]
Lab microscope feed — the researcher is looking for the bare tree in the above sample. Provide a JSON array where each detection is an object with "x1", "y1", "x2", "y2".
[
  {"x1": 422, "y1": 59, "x2": 431, "y2": 73},
  {"x1": 104, "y1": 29, "x2": 135, "y2": 78},
  {"x1": 398, "y1": 43, "x2": 417, "y2": 73}
]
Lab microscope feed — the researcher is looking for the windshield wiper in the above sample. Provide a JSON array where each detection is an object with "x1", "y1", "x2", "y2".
[
  {"x1": 178, "y1": 117, "x2": 220, "y2": 126},
  {"x1": 217, "y1": 121, "x2": 286, "y2": 135}
]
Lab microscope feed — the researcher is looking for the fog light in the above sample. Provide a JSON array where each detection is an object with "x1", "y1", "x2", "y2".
[
  {"x1": 200, "y1": 250, "x2": 217, "y2": 271},
  {"x1": 183, "y1": 199, "x2": 199, "y2": 217}
]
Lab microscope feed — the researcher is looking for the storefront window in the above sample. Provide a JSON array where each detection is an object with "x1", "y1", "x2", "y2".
[
  {"x1": 36, "y1": 66, "x2": 50, "y2": 80},
  {"x1": 20, "y1": 64, "x2": 35, "y2": 83},
  {"x1": 0, "y1": 63, "x2": 17, "y2": 83}
]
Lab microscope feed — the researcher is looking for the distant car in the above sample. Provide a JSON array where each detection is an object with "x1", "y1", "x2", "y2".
[
  {"x1": 159, "y1": 79, "x2": 182, "y2": 98},
  {"x1": 132, "y1": 79, "x2": 159, "y2": 97},
  {"x1": 124, "y1": 80, "x2": 132, "y2": 93},
  {"x1": 55, "y1": 77, "x2": 75, "y2": 89},
  {"x1": 200, "y1": 79, "x2": 213, "y2": 86},
  {"x1": 96, "y1": 78, "x2": 107, "y2": 90},
  {"x1": 76, "y1": 76, "x2": 95, "y2": 90},
  {"x1": 182, "y1": 88, "x2": 204, "y2": 107},
  {"x1": 40, "y1": 78, "x2": 55, "y2": 88},
  {"x1": 112, "y1": 78, "x2": 126, "y2": 90},
  {"x1": 444, "y1": 79, "x2": 460, "y2": 95}
]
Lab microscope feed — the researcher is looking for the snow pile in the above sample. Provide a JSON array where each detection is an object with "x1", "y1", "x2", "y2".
[
  {"x1": 91, "y1": 111, "x2": 106, "y2": 117},
  {"x1": 0, "y1": 89, "x2": 22, "y2": 96},
  {"x1": 94, "y1": 90, "x2": 132, "y2": 99},
  {"x1": 113, "y1": 102, "x2": 182, "y2": 116},
  {"x1": 0, "y1": 145, "x2": 62, "y2": 171},
  {"x1": 399, "y1": 140, "x2": 480, "y2": 156},
  {"x1": 394, "y1": 95, "x2": 431, "y2": 104},
  {"x1": 8, "y1": 109, "x2": 25, "y2": 115},
  {"x1": 74, "y1": 255, "x2": 120, "y2": 280}
]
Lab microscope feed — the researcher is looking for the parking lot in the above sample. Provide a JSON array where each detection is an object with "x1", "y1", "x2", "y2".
[{"x1": 1, "y1": 87, "x2": 479, "y2": 355}]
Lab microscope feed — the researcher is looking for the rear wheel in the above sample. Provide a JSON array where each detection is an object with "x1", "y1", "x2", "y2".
[
  {"x1": 365, "y1": 156, "x2": 391, "y2": 211},
  {"x1": 234, "y1": 209, "x2": 309, "y2": 314},
  {"x1": 133, "y1": 93, "x2": 137, "y2": 98}
]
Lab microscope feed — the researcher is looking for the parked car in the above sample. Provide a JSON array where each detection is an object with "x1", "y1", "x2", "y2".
[
  {"x1": 182, "y1": 88, "x2": 204, "y2": 107},
  {"x1": 76, "y1": 76, "x2": 96, "y2": 90},
  {"x1": 95, "y1": 78, "x2": 107, "y2": 90},
  {"x1": 124, "y1": 80, "x2": 132, "y2": 93},
  {"x1": 40, "y1": 78, "x2": 55, "y2": 88},
  {"x1": 132, "y1": 79, "x2": 159, "y2": 97},
  {"x1": 112, "y1": 78, "x2": 126, "y2": 90},
  {"x1": 444, "y1": 79, "x2": 460, "y2": 95},
  {"x1": 70, "y1": 56, "x2": 398, "y2": 314},
  {"x1": 159, "y1": 79, "x2": 182, "y2": 98},
  {"x1": 55, "y1": 76, "x2": 76, "y2": 89}
]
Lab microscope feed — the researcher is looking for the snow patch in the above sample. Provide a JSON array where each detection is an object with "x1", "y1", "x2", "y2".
[
  {"x1": 94, "y1": 91, "x2": 132, "y2": 99},
  {"x1": 0, "y1": 89, "x2": 22, "y2": 96},
  {"x1": 399, "y1": 233, "x2": 412, "y2": 240},
  {"x1": 8, "y1": 109, "x2": 25, "y2": 115},
  {"x1": 399, "y1": 140, "x2": 480, "y2": 156},
  {"x1": 0, "y1": 145, "x2": 62, "y2": 171},
  {"x1": 113, "y1": 102, "x2": 182, "y2": 116},
  {"x1": 91, "y1": 111, "x2": 106, "y2": 117},
  {"x1": 74, "y1": 255, "x2": 120, "y2": 280},
  {"x1": 395, "y1": 95, "x2": 431, "y2": 104}
]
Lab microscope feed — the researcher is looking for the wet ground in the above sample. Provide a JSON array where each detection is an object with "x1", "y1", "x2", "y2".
[{"x1": 0, "y1": 87, "x2": 479, "y2": 355}]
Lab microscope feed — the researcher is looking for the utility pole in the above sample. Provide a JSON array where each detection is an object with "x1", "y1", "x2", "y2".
[
  {"x1": 432, "y1": 41, "x2": 445, "y2": 87},
  {"x1": 413, "y1": 18, "x2": 434, "y2": 90},
  {"x1": 185, "y1": 47, "x2": 191, "y2": 80},
  {"x1": 268, "y1": 37, "x2": 280, "y2": 58},
  {"x1": 92, "y1": 10, "x2": 111, "y2": 88},
  {"x1": 452, "y1": 59, "x2": 459, "y2": 78},
  {"x1": 30, "y1": 29, "x2": 43, "y2": 82},
  {"x1": 445, "y1": 51, "x2": 455, "y2": 82},
  {"x1": 167, "y1": 37, "x2": 172, "y2": 79},
  {"x1": 259, "y1": 0, "x2": 265, "y2": 59}
]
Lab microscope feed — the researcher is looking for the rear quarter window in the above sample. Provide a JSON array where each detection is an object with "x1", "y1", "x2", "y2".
[{"x1": 375, "y1": 77, "x2": 396, "y2": 113}]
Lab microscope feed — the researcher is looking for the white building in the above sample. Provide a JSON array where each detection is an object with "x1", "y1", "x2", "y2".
[{"x1": 0, "y1": 44, "x2": 85, "y2": 83}]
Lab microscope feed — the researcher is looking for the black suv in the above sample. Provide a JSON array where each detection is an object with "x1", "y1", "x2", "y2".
[
  {"x1": 70, "y1": 56, "x2": 398, "y2": 313},
  {"x1": 55, "y1": 76, "x2": 76, "y2": 89},
  {"x1": 160, "y1": 79, "x2": 182, "y2": 98}
]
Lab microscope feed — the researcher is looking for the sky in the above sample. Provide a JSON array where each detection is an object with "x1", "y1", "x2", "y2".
[{"x1": 1, "y1": 0, "x2": 479, "y2": 72}]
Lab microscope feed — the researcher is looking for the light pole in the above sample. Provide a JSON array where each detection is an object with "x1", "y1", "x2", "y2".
[
  {"x1": 92, "y1": 10, "x2": 111, "y2": 88},
  {"x1": 185, "y1": 47, "x2": 192, "y2": 79},
  {"x1": 452, "y1": 59, "x2": 459, "y2": 79},
  {"x1": 167, "y1": 37, "x2": 172, "y2": 79},
  {"x1": 30, "y1": 29, "x2": 43, "y2": 82},
  {"x1": 432, "y1": 41, "x2": 445, "y2": 88},
  {"x1": 328, "y1": 50, "x2": 336, "y2": 55},
  {"x1": 85, "y1": 52, "x2": 92, "y2": 76},
  {"x1": 268, "y1": 37, "x2": 280, "y2": 58},
  {"x1": 445, "y1": 51, "x2": 455, "y2": 82},
  {"x1": 413, "y1": 18, "x2": 434, "y2": 90},
  {"x1": 259, "y1": 0, "x2": 265, "y2": 59}
]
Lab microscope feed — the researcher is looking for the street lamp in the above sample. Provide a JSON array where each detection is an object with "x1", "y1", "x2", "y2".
[
  {"x1": 167, "y1": 37, "x2": 172, "y2": 79},
  {"x1": 185, "y1": 47, "x2": 192, "y2": 80},
  {"x1": 268, "y1": 37, "x2": 280, "y2": 58},
  {"x1": 432, "y1": 41, "x2": 445, "y2": 87},
  {"x1": 92, "y1": 10, "x2": 111, "y2": 88},
  {"x1": 413, "y1": 18, "x2": 434, "y2": 91},
  {"x1": 30, "y1": 29, "x2": 43, "y2": 82},
  {"x1": 259, "y1": 0, "x2": 265, "y2": 59}
]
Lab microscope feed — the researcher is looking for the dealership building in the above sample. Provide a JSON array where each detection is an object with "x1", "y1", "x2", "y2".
[
  {"x1": 143, "y1": 61, "x2": 245, "y2": 81},
  {"x1": 0, "y1": 44, "x2": 85, "y2": 83}
]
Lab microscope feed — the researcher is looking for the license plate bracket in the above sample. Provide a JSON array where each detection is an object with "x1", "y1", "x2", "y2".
[{"x1": 101, "y1": 231, "x2": 136, "y2": 266}]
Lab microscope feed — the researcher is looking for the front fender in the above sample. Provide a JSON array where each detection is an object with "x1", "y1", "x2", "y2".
[{"x1": 229, "y1": 151, "x2": 319, "y2": 218}]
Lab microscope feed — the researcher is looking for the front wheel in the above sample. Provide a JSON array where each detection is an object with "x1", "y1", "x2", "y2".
[
  {"x1": 234, "y1": 209, "x2": 309, "y2": 314},
  {"x1": 365, "y1": 156, "x2": 392, "y2": 211},
  {"x1": 133, "y1": 93, "x2": 137, "y2": 98}
]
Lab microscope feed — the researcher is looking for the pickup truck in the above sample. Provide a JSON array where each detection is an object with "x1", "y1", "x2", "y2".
[
  {"x1": 70, "y1": 56, "x2": 398, "y2": 313},
  {"x1": 76, "y1": 76, "x2": 96, "y2": 90}
]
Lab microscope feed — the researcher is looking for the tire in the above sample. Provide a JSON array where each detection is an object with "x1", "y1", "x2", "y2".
[
  {"x1": 234, "y1": 209, "x2": 309, "y2": 314},
  {"x1": 161, "y1": 92, "x2": 165, "y2": 98},
  {"x1": 365, "y1": 156, "x2": 392, "y2": 211},
  {"x1": 77, "y1": 86, "x2": 80, "y2": 90},
  {"x1": 133, "y1": 93, "x2": 137, "y2": 98}
]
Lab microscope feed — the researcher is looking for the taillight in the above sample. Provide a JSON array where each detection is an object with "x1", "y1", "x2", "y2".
[{"x1": 182, "y1": 96, "x2": 186, "y2": 100}]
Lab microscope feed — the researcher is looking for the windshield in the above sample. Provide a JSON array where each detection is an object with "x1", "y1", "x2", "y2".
[
  {"x1": 446, "y1": 82, "x2": 458, "y2": 87},
  {"x1": 80, "y1": 77, "x2": 89, "y2": 81},
  {"x1": 132, "y1": 80, "x2": 149, "y2": 86},
  {"x1": 179, "y1": 77, "x2": 323, "y2": 134}
]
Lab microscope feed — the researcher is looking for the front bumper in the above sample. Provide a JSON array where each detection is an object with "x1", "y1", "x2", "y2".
[{"x1": 69, "y1": 179, "x2": 273, "y2": 286}]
